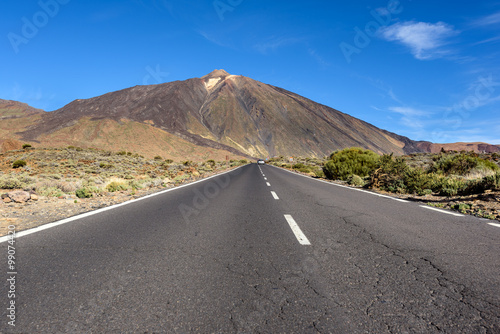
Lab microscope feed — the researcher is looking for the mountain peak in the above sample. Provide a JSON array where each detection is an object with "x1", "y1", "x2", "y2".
[{"x1": 202, "y1": 69, "x2": 230, "y2": 79}]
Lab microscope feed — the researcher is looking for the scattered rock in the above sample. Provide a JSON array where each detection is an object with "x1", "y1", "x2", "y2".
[
  {"x1": 3, "y1": 197, "x2": 12, "y2": 203},
  {"x1": 8, "y1": 191, "x2": 31, "y2": 203},
  {"x1": 30, "y1": 194, "x2": 38, "y2": 201}
]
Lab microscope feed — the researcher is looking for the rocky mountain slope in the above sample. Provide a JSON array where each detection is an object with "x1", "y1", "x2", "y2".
[{"x1": 2, "y1": 70, "x2": 498, "y2": 159}]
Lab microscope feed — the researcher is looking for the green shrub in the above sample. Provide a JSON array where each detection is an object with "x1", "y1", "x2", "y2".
[
  {"x1": 347, "y1": 174, "x2": 365, "y2": 187},
  {"x1": 0, "y1": 175, "x2": 23, "y2": 189},
  {"x1": 164, "y1": 159, "x2": 174, "y2": 164},
  {"x1": 462, "y1": 171, "x2": 500, "y2": 194},
  {"x1": 12, "y1": 160, "x2": 27, "y2": 169},
  {"x1": 128, "y1": 180, "x2": 143, "y2": 190},
  {"x1": 422, "y1": 189, "x2": 433, "y2": 195},
  {"x1": 292, "y1": 163, "x2": 306, "y2": 169},
  {"x1": 99, "y1": 163, "x2": 114, "y2": 169},
  {"x1": 438, "y1": 177, "x2": 466, "y2": 196},
  {"x1": 323, "y1": 148, "x2": 379, "y2": 180},
  {"x1": 404, "y1": 168, "x2": 439, "y2": 195},
  {"x1": 476, "y1": 159, "x2": 499, "y2": 173},
  {"x1": 117, "y1": 151, "x2": 127, "y2": 156},
  {"x1": 106, "y1": 181, "x2": 128, "y2": 192},
  {"x1": 38, "y1": 186, "x2": 64, "y2": 197},
  {"x1": 75, "y1": 187, "x2": 93, "y2": 198},
  {"x1": 239, "y1": 159, "x2": 248, "y2": 164},
  {"x1": 292, "y1": 163, "x2": 311, "y2": 173},
  {"x1": 433, "y1": 153, "x2": 498, "y2": 176},
  {"x1": 154, "y1": 155, "x2": 163, "y2": 160},
  {"x1": 22, "y1": 144, "x2": 32, "y2": 149},
  {"x1": 371, "y1": 154, "x2": 423, "y2": 194},
  {"x1": 452, "y1": 203, "x2": 471, "y2": 214},
  {"x1": 313, "y1": 168, "x2": 325, "y2": 178}
]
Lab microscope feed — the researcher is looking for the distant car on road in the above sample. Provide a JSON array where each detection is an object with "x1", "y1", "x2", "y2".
[{"x1": 257, "y1": 159, "x2": 265, "y2": 165}]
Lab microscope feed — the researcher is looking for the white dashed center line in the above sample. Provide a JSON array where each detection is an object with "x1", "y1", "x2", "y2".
[
  {"x1": 271, "y1": 191, "x2": 279, "y2": 200},
  {"x1": 284, "y1": 215, "x2": 311, "y2": 245},
  {"x1": 266, "y1": 182, "x2": 271, "y2": 186}
]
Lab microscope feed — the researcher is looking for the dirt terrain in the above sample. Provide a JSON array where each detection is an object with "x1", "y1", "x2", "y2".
[
  {"x1": 1, "y1": 177, "x2": 200, "y2": 236},
  {"x1": 0, "y1": 146, "x2": 247, "y2": 236},
  {"x1": 280, "y1": 166, "x2": 500, "y2": 222}
]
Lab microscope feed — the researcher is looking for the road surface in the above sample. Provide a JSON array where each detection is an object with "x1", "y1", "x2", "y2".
[{"x1": 1, "y1": 163, "x2": 499, "y2": 333}]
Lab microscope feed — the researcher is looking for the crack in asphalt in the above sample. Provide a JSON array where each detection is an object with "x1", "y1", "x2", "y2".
[{"x1": 331, "y1": 215, "x2": 500, "y2": 333}]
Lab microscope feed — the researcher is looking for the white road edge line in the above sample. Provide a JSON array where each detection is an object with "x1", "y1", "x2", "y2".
[
  {"x1": 269, "y1": 165, "x2": 409, "y2": 203},
  {"x1": 420, "y1": 205, "x2": 464, "y2": 217},
  {"x1": 271, "y1": 191, "x2": 279, "y2": 200},
  {"x1": 488, "y1": 223, "x2": 500, "y2": 228},
  {"x1": 284, "y1": 215, "x2": 311, "y2": 245},
  {"x1": 0, "y1": 165, "x2": 247, "y2": 244}
]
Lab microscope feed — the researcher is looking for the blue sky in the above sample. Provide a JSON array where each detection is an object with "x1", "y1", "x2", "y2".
[{"x1": 2, "y1": 0, "x2": 500, "y2": 144}]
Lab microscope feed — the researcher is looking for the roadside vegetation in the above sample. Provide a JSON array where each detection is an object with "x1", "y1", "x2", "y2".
[
  {"x1": 0, "y1": 146, "x2": 248, "y2": 199},
  {"x1": 268, "y1": 148, "x2": 500, "y2": 220}
]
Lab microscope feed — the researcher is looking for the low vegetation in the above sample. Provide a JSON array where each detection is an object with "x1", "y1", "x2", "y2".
[
  {"x1": 0, "y1": 146, "x2": 248, "y2": 199},
  {"x1": 268, "y1": 148, "x2": 500, "y2": 220}
]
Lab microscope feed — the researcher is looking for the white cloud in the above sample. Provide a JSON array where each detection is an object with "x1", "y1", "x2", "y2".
[
  {"x1": 308, "y1": 49, "x2": 330, "y2": 67},
  {"x1": 254, "y1": 36, "x2": 302, "y2": 54},
  {"x1": 380, "y1": 21, "x2": 458, "y2": 60},
  {"x1": 388, "y1": 106, "x2": 429, "y2": 117},
  {"x1": 474, "y1": 11, "x2": 500, "y2": 26},
  {"x1": 472, "y1": 35, "x2": 500, "y2": 46}
]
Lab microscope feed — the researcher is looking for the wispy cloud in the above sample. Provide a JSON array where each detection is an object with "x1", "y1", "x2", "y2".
[
  {"x1": 197, "y1": 30, "x2": 231, "y2": 48},
  {"x1": 473, "y1": 11, "x2": 500, "y2": 26},
  {"x1": 380, "y1": 21, "x2": 458, "y2": 60},
  {"x1": 472, "y1": 35, "x2": 500, "y2": 46},
  {"x1": 254, "y1": 36, "x2": 302, "y2": 54},
  {"x1": 308, "y1": 49, "x2": 330, "y2": 68},
  {"x1": 388, "y1": 106, "x2": 430, "y2": 117},
  {"x1": 387, "y1": 89, "x2": 403, "y2": 104}
]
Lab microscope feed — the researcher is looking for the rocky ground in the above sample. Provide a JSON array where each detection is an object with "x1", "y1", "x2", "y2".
[
  {"x1": 393, "y1": 190, "x2": 500, "y2": 220},
  {"x1": 0, "y1": 170, "x2": 238, "y2": 237},
  {"x1": 0, "y1": 146, "x2": 247, "y2": 237},
  {"x1": 268, "y1": 152, "x2": 500, "y2": 223},
  {"x1": 284, "y1": 168, "x2": 500, "y2": 222},
  {"x1": 2, "y1": 165, "x2": 499, "y2": 238},
  {"x1": 2, "y1": 148, "x2": 500, "y2": 237}
]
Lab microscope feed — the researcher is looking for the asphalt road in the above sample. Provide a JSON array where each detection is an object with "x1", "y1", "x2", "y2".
[{"x1": 1, "y1": 163, "x2": 499, "y2": 333}]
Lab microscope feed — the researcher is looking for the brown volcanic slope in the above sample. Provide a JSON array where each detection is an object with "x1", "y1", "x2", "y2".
[
  {"x1": 0, "y1": 98, "x2": 246, "y2": 161},
  {"x1": 416, "y1": 141, "x2": 500, "y2": 153},
  {"x1": 15, "y1": 70, "x2": 425, "y2": 158},
  {"x1": 0, "y1": 99, "x2": 44, "y2": 152}
]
